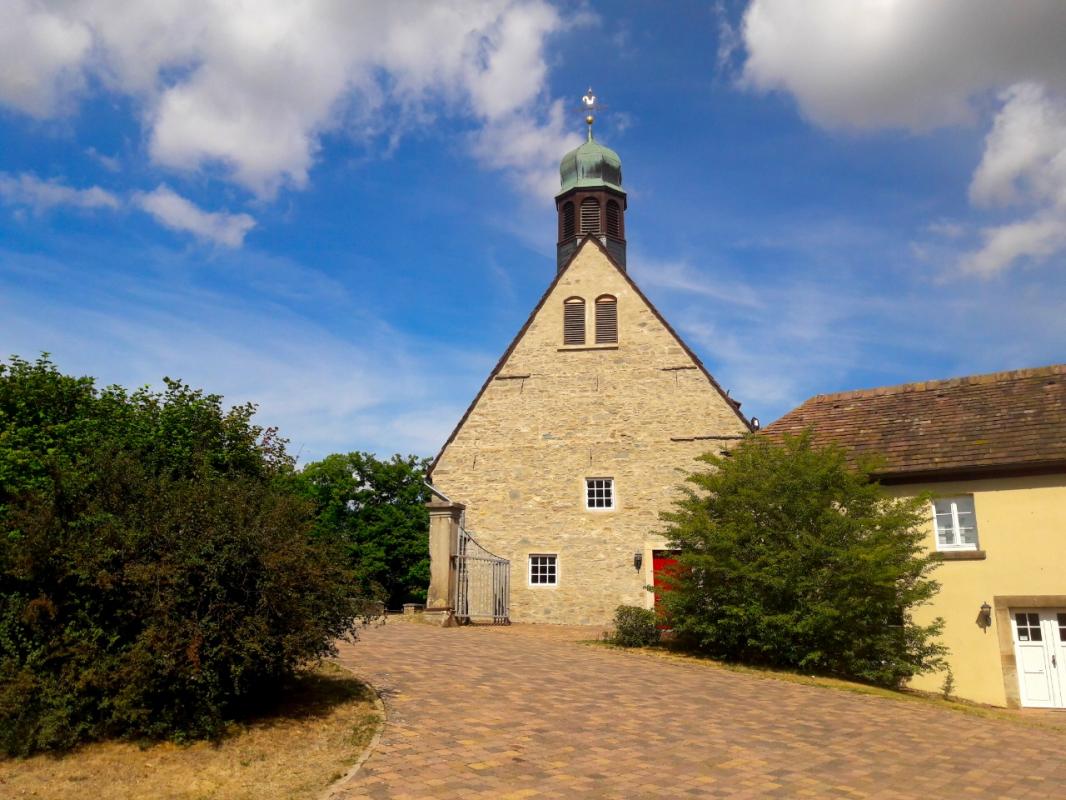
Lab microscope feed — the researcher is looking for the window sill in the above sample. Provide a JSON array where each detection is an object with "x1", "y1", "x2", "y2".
[
  {"x1": 558, "y1": 344, "x2": 619, "y2": 352},
  {"x1": 934, "y1": 549, "x2": 986, "y2": 561}
]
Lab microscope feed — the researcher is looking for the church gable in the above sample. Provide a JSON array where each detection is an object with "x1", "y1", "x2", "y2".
[{"x1": 430, "y1": 236, "x2": 749, "y2": 481}]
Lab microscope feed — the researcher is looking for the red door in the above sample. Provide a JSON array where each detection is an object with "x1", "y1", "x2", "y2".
[{"x1": 652, "y1": 550, "x2": 680, "y2": 627}]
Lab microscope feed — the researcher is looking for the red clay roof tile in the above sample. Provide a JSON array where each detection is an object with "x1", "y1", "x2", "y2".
[{"x1": 763, "y1": 364, "x2": 1066, "y2": 477}]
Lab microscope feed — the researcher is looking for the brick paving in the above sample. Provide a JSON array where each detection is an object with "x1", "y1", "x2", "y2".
[{"x1": 332, "y1": 620, "x2": 1066, "y2": 799}]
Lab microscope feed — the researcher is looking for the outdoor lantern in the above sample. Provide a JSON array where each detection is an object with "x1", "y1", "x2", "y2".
[
  {"x1": 633, "y1": 551, "x2": 643, "y2": 571},
  {"x1": 978, "y1": 601, "x2": 993, "y2": 628}
]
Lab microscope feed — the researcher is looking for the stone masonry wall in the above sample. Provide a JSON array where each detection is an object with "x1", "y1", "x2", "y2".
[{"x1": 430, "y1": 241, "x2": 749, "y2": 625}]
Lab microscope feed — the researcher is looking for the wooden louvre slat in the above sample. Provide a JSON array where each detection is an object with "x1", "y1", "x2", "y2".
[
  {"x1": 563, "y1": 298, "x2": 585, "y2": 345},
  {"x1": 561, "y1": 202, "x2": 575, "y2": 239},
  {"x1": 595, "y1": 296, "x2": 617, "y2": 344},
  {"x1": 605, "y1": 200, "x2": 620, "y2": 238},
  {"x1": 580, "y1": 198, "x2": 600, "y2": 234}
]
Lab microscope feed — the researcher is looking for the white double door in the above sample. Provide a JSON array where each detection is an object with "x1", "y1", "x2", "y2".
[{"x1": 1012, "y1": 610, "x2": 1066, "y2": 708}]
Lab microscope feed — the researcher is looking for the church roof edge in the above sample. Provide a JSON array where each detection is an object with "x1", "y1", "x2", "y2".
[{"x1": 427, "y1": 235, "x2": 753, "y2": 478}]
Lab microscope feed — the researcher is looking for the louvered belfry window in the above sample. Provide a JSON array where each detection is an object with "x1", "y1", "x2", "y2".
[
  {"x1": 580, "y1": 197, "x2": 600, "y2": 234},
  {"x1": 595, "y1": 295, "x2": 617, "y2": 344},
  {"x1": 563, "y1": 297, "x2": 586, "y2": 345},
  {"x1": 605, "y1": 200, "x2": 621, "y2": 238},
  {"x1": 561, "y1": 201, "x2": 575, "y2": 239}
]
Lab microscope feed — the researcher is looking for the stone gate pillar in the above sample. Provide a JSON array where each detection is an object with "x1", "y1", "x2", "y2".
[{"x1": 425, "y1": 497, "x2": 464, "y2": 625}]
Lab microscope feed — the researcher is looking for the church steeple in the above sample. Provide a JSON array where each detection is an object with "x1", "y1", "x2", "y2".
[{"x1": 555, "y1": 88, "x2": 627, "y2": 271}]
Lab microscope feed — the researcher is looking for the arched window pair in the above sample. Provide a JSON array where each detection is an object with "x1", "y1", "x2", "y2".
[{"x1": 563, "y1": 295, "x2": 617, "y2": 345}]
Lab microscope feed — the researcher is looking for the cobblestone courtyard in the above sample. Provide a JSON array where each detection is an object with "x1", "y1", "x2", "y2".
[{"x1": 332, "y1": 621, "x2": 1066, "y2": 799}]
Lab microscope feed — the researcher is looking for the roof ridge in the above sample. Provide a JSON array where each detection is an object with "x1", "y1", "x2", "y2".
[{"x1": 806, "y1": 363, "x2": 1066, "y2": 403}]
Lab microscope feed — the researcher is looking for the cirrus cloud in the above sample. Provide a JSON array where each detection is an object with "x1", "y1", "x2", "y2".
[
  {"x1": 0, "y1": 172, "x2": 119, "y2": 213},
  {"x1": 134, "y1": 186, "x2": 256, "y2": 248}
]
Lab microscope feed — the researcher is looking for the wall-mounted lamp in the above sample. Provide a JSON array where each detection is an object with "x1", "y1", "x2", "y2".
[
  {"x1": 633, "y1": 551, "x2": 643, "y2": 571},
  {"x1": 977, "y1": 601, "x2": 992, "y2": 629}
]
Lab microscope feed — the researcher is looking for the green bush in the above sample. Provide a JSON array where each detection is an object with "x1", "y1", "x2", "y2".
[
  {"x1": 0, "y1": 356, "x2": 368, "y2": 754},
  {"x1": 610, "y1": 605, "x2": 660, "y2": 647},
  {"x1": 658, "y1": 431, "x2": 946, "y2": 687}
]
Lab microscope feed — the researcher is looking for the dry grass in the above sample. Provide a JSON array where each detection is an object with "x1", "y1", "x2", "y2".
[
  {"x1": 0, "y1": 662, "x2": 382, "y2": 800},
  {"x1": 586, "y1": 639, "x2": 1066, "y2": 733}
]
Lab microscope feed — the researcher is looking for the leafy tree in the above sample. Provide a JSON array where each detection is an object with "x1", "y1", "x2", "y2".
[
  {"x1": 658, "y1": 431, "x2": 946, "y2": 687},
  {"x1": 293, "y1": 452, "x2": 430, "y2": 607},
  {"x1": 0, "y1": 356, "x2": 367, "y2": 754}
]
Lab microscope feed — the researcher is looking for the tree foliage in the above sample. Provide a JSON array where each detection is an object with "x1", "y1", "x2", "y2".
[
  {"x1": 0, "y1": 356, "x2": 367, "y2": 754},
  {"x1": 292, "y1": 452, "x2": 430, "y2": 608},
  {"x1": 658, "y1": 432, "x2": 946, "y2": 687}
]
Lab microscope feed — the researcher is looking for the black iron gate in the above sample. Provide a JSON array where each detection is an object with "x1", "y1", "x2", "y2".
[{"x1": 452, "y1": 525, "x2": 510, "y2": 624}]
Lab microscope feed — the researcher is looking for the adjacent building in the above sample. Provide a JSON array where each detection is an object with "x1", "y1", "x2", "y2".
[{"x1": 767, "y1": 365, "x2": 1066, "y2": 708}]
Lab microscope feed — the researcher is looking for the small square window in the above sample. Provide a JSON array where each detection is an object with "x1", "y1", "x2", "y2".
[
  {"x1": 932, "y1": 496, "x2": 979, "y2": 551},
  {"x1": 529, "y1": 554, "x2": 557, "y2": 586},
  {"x1": 585, "y1": 478, "x2": 614, "y2": 510}
]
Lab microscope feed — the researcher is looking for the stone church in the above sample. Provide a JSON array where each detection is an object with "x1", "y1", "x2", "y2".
[{"x1": 426, "y1": 104, "x2": 752, "y2": 625}]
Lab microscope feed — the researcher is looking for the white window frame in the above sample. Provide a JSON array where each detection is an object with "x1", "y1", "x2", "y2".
[
  {"x1": 585, "y1": 477, "x2": 615, "y2": 511},
  {"x1": 528, "y1": 554, "x2": 558, "y2": 587},
  {"x1": 932, "y1": 496, "x2": 979, "y2": 551}
]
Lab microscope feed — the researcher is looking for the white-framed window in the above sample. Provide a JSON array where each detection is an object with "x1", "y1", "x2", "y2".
[
  {"x1": 585, "y1": 477, "x2": 614, "y2": 510},
  {"x1": 932, "y1": 496, "x2": 979, "y2": 551},
  {"x1": 528, "y1": 554, "x2": 558, "y2": 586}
]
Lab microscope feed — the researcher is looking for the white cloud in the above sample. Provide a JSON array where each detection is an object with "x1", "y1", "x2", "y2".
[
  {"x1": 470, "y1": 100, "x2": 581, "y2": 199},
  {"x1": 0, "y1": 172, "x2": 119, "y2": 213},
  {"x1": 739, "y1": 0, "x2": 1066, "y2": 131},
  {"x1": 736, "y1": 1, "x2": 1066, "y2": 275},
  {"x1": 961, "y1": 213, "x2": 1066, "y2": 277},
  {"x1": 0, "y1": 0, "x2": 90, "y2": 116},
  {"x1": 0, "y1": 1, "x2": 582, "y2": 198},
  {"x1": 962, "y1": 84, "x2": 1066, "y2": 274},
  {"x1": 134, "y1": 185, "x2": 255, "y2": 247},
  {"x1": 969, "y1": 84, "x2": 1066, "y2": 208}
]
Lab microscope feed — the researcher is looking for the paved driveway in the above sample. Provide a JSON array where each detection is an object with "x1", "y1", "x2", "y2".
[{"x1": 332, "y1": 621, "x2": 1066, "y2": 799}]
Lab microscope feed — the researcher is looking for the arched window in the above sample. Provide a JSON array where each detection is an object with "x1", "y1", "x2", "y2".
[
  {"x1": 605, "y1": 200, "x2": 621, "y2": 238},
  {"x1": 561, "y1": 201, "x2": 575, "y2": 239},
  {"x1": 595, "y1": 295, "x2": 617, "y2": 344},
  {"x1": 563, "y1": 297, "x2": 586, "y2": 345},
  {"x1": 579, "y1": 197, "x2": 600, "y2": 234}
]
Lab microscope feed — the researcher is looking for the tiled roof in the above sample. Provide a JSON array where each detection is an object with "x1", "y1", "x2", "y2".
[{"x1": 764, "y1": 364, "x2": 1066, "y2": 478}]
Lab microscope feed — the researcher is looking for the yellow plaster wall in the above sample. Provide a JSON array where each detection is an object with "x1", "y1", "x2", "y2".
[
  {"x1": 889, "y1": 473, "x2": 1066, "y2": 706},
  {"x1": 431, "y1": 241, "x2": 748, "y2": 624}
]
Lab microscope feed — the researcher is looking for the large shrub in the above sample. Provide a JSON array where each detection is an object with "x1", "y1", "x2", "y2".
[
  {"x1": 293, "y1": 452, "x2": 429, "y2": 608},
  {"x1": 0, "y1": 356, "x2": 365, "y2": 754},
  {"x1": 658, "y1": 432, "x2": 946, "y2": 687}
]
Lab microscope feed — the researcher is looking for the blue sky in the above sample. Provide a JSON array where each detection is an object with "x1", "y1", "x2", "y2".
[{"x1": 2, "y1": 1, "x2": 1065, "y2": 461}]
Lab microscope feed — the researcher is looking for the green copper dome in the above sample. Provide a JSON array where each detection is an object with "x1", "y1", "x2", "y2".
[{"x1": 557, "y1": 132, "x2": 623, "y2": 195}]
